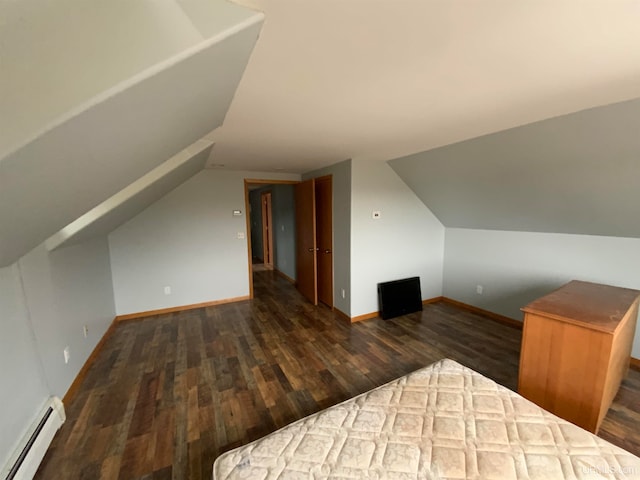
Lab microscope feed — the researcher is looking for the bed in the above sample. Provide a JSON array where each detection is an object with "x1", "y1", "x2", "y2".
[{"x1": 213, "y1": 359, "x2": 640, "y2": 479}]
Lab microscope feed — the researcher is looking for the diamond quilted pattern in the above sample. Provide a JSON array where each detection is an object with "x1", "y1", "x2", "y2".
[{"x1": 213, "y1": 359, "x2": 640, "y2": 479}]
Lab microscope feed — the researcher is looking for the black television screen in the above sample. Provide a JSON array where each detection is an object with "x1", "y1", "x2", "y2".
[{"x1": 378, "y1": 276, "x2": 422, "y2": 320}]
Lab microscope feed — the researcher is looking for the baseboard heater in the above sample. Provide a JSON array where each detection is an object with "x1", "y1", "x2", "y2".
[
  {"x1": 378, "y1": 276, "x2": 422, "y2": 320},
  {"x1": 3, "y1": 397, "x2": 65, "y2": 480}
]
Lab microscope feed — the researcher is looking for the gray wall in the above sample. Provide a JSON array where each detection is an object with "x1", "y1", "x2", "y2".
[
  {"x1": 108, "y1": 170, "x2": 300, "y2": 315},
  {"x1": 0, "y1": 264, "x2": 50, "y2": 470},
  {"x1": 248, "y1": 184, "x2": 296, "y2": 279},
  {"x1": 249, "y1": 188, "x2": 264, "y2": 261},
  {"x1": 349, "y1": 159, "x2": 444, "y2": 317},
  {"x1": 443, "y1": 228, "x2": 640, "y2": 357},
  {"x1": 271, "y1": 184, "x2": 296, "y2": 280},
  {"x1": 18, "y1": 239, "x2": 116, "y2": 398},
  {"x1": 304, "y1": 159, "x2": 352, "y2": 316},
  {"x1": 388, "y1": 98, "x2": 640, "y2": 238},
  {"x1": 1, "y1": 236, "x2": 115, "y2": 469}
]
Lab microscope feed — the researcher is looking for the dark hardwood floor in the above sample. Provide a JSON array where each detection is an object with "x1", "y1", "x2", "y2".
[{"x1": 36, "y1": 270, "x2": 640, "y2": 479}]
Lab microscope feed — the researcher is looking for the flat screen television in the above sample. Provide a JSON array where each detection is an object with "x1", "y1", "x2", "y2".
[{"x1": 378, "y1": 276, "x2": 422, "y2": 320}]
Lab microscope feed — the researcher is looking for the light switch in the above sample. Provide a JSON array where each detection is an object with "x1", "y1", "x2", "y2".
[
  {"x1": 232, "y1": 210, "x2": 242, "y2": 216},
  {"x1": 372, "y1": 211, "x2": 381, "y2": 219}
]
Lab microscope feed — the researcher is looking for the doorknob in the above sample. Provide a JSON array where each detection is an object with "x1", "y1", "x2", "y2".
[
  {"x1": 324, "y1": 249, "x2": 332, "y2": 254},
  {"x1": 308, "y1": 247, "x2": 314, "y2": 252}
]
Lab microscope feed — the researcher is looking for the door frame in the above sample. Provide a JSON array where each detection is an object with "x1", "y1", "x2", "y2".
[
  {"x1": 244, "y1": 179, "x2": 299, "y2": 299},
  {"x1": 261, "y1": 191, "x2": 274, "y2": 267}
]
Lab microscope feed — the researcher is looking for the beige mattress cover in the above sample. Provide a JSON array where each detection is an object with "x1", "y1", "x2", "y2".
[{"x1": 213, "y1": 359, "x2": 640, "y2": 479}]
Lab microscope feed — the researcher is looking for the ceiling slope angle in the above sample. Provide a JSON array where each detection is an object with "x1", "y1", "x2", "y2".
[
  {"x1": 45, "y1": 140, "x2": 214, "y2": 252},
  {"x1": 0, "y1": 3, "x2": 264, "y2": 267},
  {"x1": 208, "y1": 0, "x2": 640, "y2": 173},
  {"x1": 388, "y1": 98, "x2": 640, "y2": 239}
]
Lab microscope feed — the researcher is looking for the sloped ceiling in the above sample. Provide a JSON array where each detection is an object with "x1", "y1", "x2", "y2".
[
  {"x1": 0, "y1": 2, "x2": 263, "y2": 267},
  {"x1": 209, "y1": 0, "x2": 640, "y2": 172},
  {"x1": 45, "y1": 140, "x2": 213, "y2": 251},
  {"x1": 0, "y1": 0, "x2": 258, "y2": 157},
  {"x1": 4, "y1": 0, "x2": 640, "y2": 267},
  {"x1": 389, "y1": 98, "x2": 640, "y2": 238}
]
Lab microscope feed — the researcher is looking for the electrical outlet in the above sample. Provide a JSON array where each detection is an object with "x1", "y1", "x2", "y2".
[
  {"x1": 372, "y1": 211, "x2": 381, "y2": 219},
  {"x1": 164, "y1": 286, "x2": 171, "y2": 295},
  {"x1": 476, "y1": 285, "x2": 484, "y2": 295},
  {"x1": 63, "y1": 346, "x2": 70, "y2": 364},
  {"x1": 83, "y1": 325, "x2": 89, "y2": 338},
  {"x1": 341, "y1": 289, "x2": 346, "y2": 299}
]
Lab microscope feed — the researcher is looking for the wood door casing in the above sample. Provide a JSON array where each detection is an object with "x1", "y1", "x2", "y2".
[
  {"x1": 315, "y1": 176, "x2": 333, "y2": 307},
  {"x1": 261, "y1": 191, "x2": 273, "y2": 267},
  {"x1": 295, "y1": 179, "x2": 317, "y2": 305}
]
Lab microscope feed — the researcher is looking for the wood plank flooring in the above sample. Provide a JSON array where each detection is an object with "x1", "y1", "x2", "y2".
[{"x1": 35, "y1": 270, "x2": 640, "y2": 479}]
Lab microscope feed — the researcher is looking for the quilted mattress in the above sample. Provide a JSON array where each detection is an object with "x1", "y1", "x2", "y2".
[{"x1": 213, "y1": 359, "x2": 640, "y2": 479}]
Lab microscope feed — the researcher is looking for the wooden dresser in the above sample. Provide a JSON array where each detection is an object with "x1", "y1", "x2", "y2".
[{"x1": 518, "y1": 280, "x2": 640, "y2": 433}]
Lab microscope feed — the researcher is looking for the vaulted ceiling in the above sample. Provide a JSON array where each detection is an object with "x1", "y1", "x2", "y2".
[
  {"x1": 210, "y1": 0, "x2": 640, "y2": 170},
  {"x1": 2, "y1": 0, "x2": 640, "y2": 267}
]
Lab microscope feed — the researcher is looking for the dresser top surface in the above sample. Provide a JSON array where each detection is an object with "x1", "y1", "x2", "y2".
[{"x1": 522, "y1": 280, "x2": 640, "y2": 333}]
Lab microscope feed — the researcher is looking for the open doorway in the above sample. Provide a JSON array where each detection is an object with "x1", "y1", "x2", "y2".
[
  {"x1": 244, "y1": 179, "x2": 298, "y2": 298},
  {"x1": 244, "y1": 177, "x2": 333, "y2": 306}
]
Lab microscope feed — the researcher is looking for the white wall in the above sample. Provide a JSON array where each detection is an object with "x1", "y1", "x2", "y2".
[
  {"x1": 304, "y1": 159, "x2": 352, "y2": 316},
  {"x1": 18, "y1": 238, "x2": 116, "y2": 397},
  {"x1": 0, "y1": 264, "x2": 50, "y2": 470},
  {"x1": 109, "y1": 170, "x2": 300, "y2": 315},
  {"x1": 443, "y1": 228, "x2": 640, "y2": 357},
  {"x1": 350, "y1": 159, "x2": 445, "y2": 317}
]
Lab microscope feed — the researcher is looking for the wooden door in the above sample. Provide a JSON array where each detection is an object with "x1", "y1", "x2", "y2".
[
  {"x1": 261, "y1": 191, "x2": 273, "y2": 267},
  {"x1": 295, "y1": 179, "x2": 317, "y2": 305},
  {"x1": 315, "y1": 176, "x2": 333, "y2": 307}
]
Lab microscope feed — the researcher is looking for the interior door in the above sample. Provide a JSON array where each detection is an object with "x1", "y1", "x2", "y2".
[
  {"x1": 295, "y1": 179, "x2": 317, "y2": 304},
  {"x1": 315, "y1": 176, "x2": 333, "y2": 307}
]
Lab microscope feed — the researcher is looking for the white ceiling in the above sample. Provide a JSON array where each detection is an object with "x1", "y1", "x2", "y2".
[
  {"x1": 208, "y1": 0, "x2": 640, "y2": 172},
  {"x1": 4, "y1": 0, "x2": 640, "y2": 266}
]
